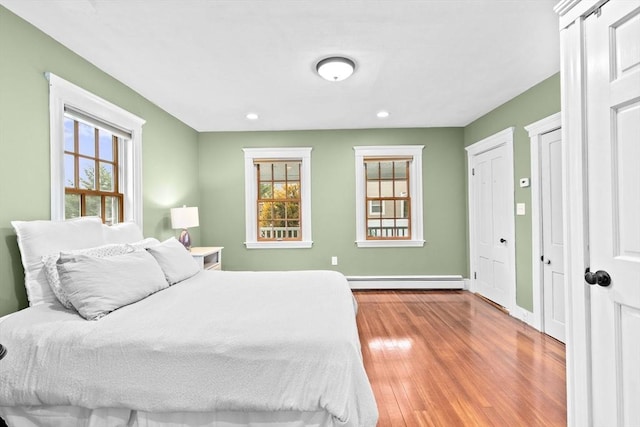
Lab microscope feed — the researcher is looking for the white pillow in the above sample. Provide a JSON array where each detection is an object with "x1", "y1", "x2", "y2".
[
  {"x1": 56, "y1": 251, "x2": 168, "y2": 320},
  {"x1": 11, "y1": 217, "x2": 105, "y2": 306},
  {"x1": 102, "y1": 222, "x2": 144, "y2": 244},
  {"x1": 128, "y1": 237, "x2": 161, "y2": 251},
  {"x1": 42, "y1": 243, "x2": 134, "y2": 309},
  {"x1": 146, "y1": 237, "x2": 200, "y2": 285}
]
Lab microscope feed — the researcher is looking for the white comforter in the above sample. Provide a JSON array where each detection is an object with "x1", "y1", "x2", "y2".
[{"x1": 0, "y1": 270, "x2": 377, "y2": 427}]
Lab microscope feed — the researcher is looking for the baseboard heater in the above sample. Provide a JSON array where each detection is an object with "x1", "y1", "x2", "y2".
[{"x1": 346, "y1": 275, "x2": 464, "y2": 290}]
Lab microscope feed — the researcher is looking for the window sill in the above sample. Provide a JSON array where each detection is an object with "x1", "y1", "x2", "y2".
[
  {"x1": 355, "y1": 239, "x2": 425, "y2": 248},
  {"x1": 245, "y1": 240, "x2": 313, "y2": 249}
]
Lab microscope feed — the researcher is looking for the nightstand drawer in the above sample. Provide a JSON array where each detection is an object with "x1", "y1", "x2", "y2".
[{"x1": 190, "y1": 246, "x2": 223, "y2": 270}]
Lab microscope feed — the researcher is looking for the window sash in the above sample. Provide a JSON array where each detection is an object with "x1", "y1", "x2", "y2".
[
  {"x1": 255, "y1": 160, "x2": 302, "y2": 241},
  {"x1": 364, "y1": 159, "x2": 412, "y2": 240}
]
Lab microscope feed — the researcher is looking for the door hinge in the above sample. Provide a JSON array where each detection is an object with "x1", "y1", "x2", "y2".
[
  {"x1": 472, "y1": 168, "x2": 475, "y2": 176},
  {"x1": 474, "y1": 272, "x2": 477, "y2": 279}
]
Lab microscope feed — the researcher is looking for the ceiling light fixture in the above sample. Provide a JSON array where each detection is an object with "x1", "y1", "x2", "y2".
[
  {"x1": 376, "y1": 111, "x2": 390, "y2": 118},
  {"x1": 316, "y1": 56, "x2": 355, "y2": 82},
  {"x1": 246, "y1": 113, "x2": 259, "y2": 120}
]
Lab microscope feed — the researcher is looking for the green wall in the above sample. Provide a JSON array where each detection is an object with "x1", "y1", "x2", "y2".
[
  {"x1": 0, "y1": 6, "x2": 200, "y2": 316},
  {"x1": 464, "y1": 73, "x2": 561, "y2": 311},
  {"x1": 0, "y1": 5, "x2": 561, "y2": 317},
  {"x1": 198, "y1": 128, "x2": 468, "y2": 276}
]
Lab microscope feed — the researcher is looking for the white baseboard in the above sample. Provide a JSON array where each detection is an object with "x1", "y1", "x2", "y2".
[
  {"x1": 347, "y1": 275, "x2": 464, "y2": 290},
  {"x1": 509, "y1": 305, "x2": 540, "y2": 331}
]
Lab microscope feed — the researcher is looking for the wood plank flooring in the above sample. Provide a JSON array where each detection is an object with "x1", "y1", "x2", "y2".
[{"x1": 354, "y1": 290, "x2": 566, "y2": 427}]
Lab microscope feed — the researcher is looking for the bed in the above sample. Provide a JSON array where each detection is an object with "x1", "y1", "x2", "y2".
[{"x1": 0, "y1": 218, "x2": 378, "y2": 427}]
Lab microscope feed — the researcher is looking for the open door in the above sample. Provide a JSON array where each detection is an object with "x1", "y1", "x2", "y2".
[
  {"x1": 559, "y1": 0, "x2": 640, "y2": 425},
  {"x1": 584, "y1": 1, "x2": 640, "y2": 424}
]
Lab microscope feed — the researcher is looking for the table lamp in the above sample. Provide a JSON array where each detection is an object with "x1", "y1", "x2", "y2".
[{"x1": 170, "y1": 205, "x2": 199, "y2": 250}]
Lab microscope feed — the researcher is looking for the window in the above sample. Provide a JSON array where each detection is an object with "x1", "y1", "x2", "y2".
[
  {"x1": 256, "y1": 160, "x2": 301, "y2": 241},
  {"x1": 243, "y1": 147, "x2": 312, "y2": 249},
  {"x1": 354, "y1": 146, "x2": 424, "y2": 247},
  {"x1": 48, "y1": 73, "x2": 145, "y2": 225},
  {"x1": 63, "y1": 114, "x2": 123, "y2": 224}
]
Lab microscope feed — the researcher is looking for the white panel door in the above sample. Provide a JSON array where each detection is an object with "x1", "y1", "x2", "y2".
[
  {"x1": 473, "y1": 144, "x2": 510, "y2": 308},
  {"x1": 540, "y1": 128, "x2": 565, "y2": 342},
  {"x1": 585, "y1": 1, "x2": 640, "y2": 425}
]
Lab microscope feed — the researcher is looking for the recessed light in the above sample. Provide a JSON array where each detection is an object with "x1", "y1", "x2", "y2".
[
  {"x1": 246, "y1": 113, "x2": 259, "y2": 120},
  {"x1": 377, "y1": 111, "x2": 390, "y2": 118}
]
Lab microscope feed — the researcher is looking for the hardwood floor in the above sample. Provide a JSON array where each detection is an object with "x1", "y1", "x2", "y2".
[{"x1": 354, "y1": 290, "x2": 566, "y2": 427}]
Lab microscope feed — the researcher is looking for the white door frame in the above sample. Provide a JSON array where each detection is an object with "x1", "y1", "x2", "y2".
[
  {"x1": 466, "y1": 127, "x2": 517, "y2": 314},
  {"x1": 555, "y1": 0, "x2": 604, "y2": 425},
  {"x1": 525, "y1": 112, "x2": 562, "y2": 332}
]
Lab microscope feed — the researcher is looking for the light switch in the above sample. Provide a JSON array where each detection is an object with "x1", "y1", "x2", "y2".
[{"x1": 516, "y1": 203, "x2": 526, "y2": 215}]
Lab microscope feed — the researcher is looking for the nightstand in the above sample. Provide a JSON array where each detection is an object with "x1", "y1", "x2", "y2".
[{"x1": 190, "y1": 247, "x2": 223, "y2": 270}]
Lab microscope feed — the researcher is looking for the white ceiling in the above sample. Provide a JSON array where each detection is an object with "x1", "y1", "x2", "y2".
[{"x1": 1, "y1": 0, "x2": 560, "y2": 132}]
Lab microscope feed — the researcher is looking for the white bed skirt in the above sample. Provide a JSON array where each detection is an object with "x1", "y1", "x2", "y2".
[{"x1": 0, "y1": 406, "x2": 334, "y2": 427}]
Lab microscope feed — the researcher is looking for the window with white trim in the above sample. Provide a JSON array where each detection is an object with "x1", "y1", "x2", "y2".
[
  {"x1": 243, "y1": 147, "x2": 312, "y2": 249},
  {"x1": 48, "y1": 73, "x2": 145, "y2": 226},
  {"x1": 354, "y1": 146, "x2": 424, "y2": 248}
]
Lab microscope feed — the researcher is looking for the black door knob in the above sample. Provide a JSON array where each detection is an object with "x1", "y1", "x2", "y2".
[
  {"x1": 585, "y1": 268, "x2": 612, "y2": 287},
  {"x1": 499, "y1": 238, "x2": 506, "y2": 243}
]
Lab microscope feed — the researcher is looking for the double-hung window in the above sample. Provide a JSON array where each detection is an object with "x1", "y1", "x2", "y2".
[
  {"x1": 63, "y1": 110, "x2": 124, "y2": 224},
  {"x1": 354, "y1": 146, "x2": 424, "y2": 247},
  {"x1": 48, "y1": 73, "x2": 145, "y2": 225},
  {"x1": 243, "y1": 147, "x2": 312, "y2": 249}
]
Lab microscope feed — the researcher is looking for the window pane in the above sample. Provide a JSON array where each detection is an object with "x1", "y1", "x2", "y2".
[
  {"x1": 380, "y1": 181, "x2": 393, "y2": 197},
  {"x1": 64, "y1": 118, "x2": 74, "y2": 152},
  {"x1": 286, "y1": 202, "x2": 300, "y2": 219},
  {"x1": 64, "y1": 154, "x2": 75, "y2": 188},
  {"x1": 287, "y1": 163, "x2": 300, "y2": 180},
  {"x1": 380, "y1": 161, "x2": 394, "y2": 179},
  {"x1": 258, "y1": 202, "x2": 273, "y2": 220},
  {"x1": 366, "y1": 181, "x2": 379, "y2": 197},
  {"x1": 258, "y1": 163, "x2": 272, "y2": 181},
  {"x1": 396, "y1": 200, "x2": 408, "y2": 218},
  {"x1": 366, "y1": 162, "x2": 379, "y2": 179},
  {"x1": 382, "y1": 200, "x2": 394, "y2": 218},
  {"x1": 259, "y1": 183, "x2": 272, "y2": 199},
  {"x1": 395, "y1": 180, "x2": 408, "y2": 196},
  {"x1": 272, "y1": 201, "x2": 286, "y2": 219},
  {"x1": 105, "y1": 197, "x2": 119, "y2": 225},
  {"x1": 273, "y1": 162, "x2": 286, "y2": 181},
  {"x1": 85, "y1": 195, "x2": 101, "y2": 217},
  {"x1": 79, "y1": 158, "x2": 96, "y2": 190},
  {"x1": 394, "y1": 161, "x2": 408, "y2": 178},
  {"x1": 273, "y1": 183, "x2": 286, "y2": 199},
  {"x1": 100, "y1": 162, "x2": 114, "y2": 191},
  {"x1": 258, "y1": 221, "x2": 273, "y2": 239},
  {"x1": 78, "y1": 122, "x2": 95, "y2": 157},
  {"x1": 99, "y1": 131, "x2": 114, "y2": 161},
  {"x1": 367, "y1": 219, "x2": 381, "y2": 237},
  {"x1": 286, "y1": 182, "x2": 300, "y2": 198},
  {"x1": 65, "y1": 193, "x2": 80, "y2": 219}
]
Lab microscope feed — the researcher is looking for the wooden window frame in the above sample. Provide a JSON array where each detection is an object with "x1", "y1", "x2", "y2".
[
  {"x1": 64, "y1": 119, "x2": 124, "y2": 223},
  {"x1": 364, "y1": 158, "x2": 412, "y2": 240},
  {"x1": 255, "y1": 160, "x2": 302, "y2": 242},
  {"x1": 354, "y1": 145, "x2": 424, "y2": 248}
]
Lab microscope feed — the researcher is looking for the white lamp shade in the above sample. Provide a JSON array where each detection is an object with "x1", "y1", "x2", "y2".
[{"x1": 170, "y1": 206, "x2": 199, "y2": 229}]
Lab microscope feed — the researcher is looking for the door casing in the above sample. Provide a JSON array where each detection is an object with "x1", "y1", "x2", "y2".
[{"x1": 466, "y1": 127, "x2": 517, "y2": 314}]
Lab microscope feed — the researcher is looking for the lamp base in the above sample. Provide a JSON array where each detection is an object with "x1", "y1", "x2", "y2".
[{"x1": 178, "y1": 229, "x2": 192, "y2": 250}]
